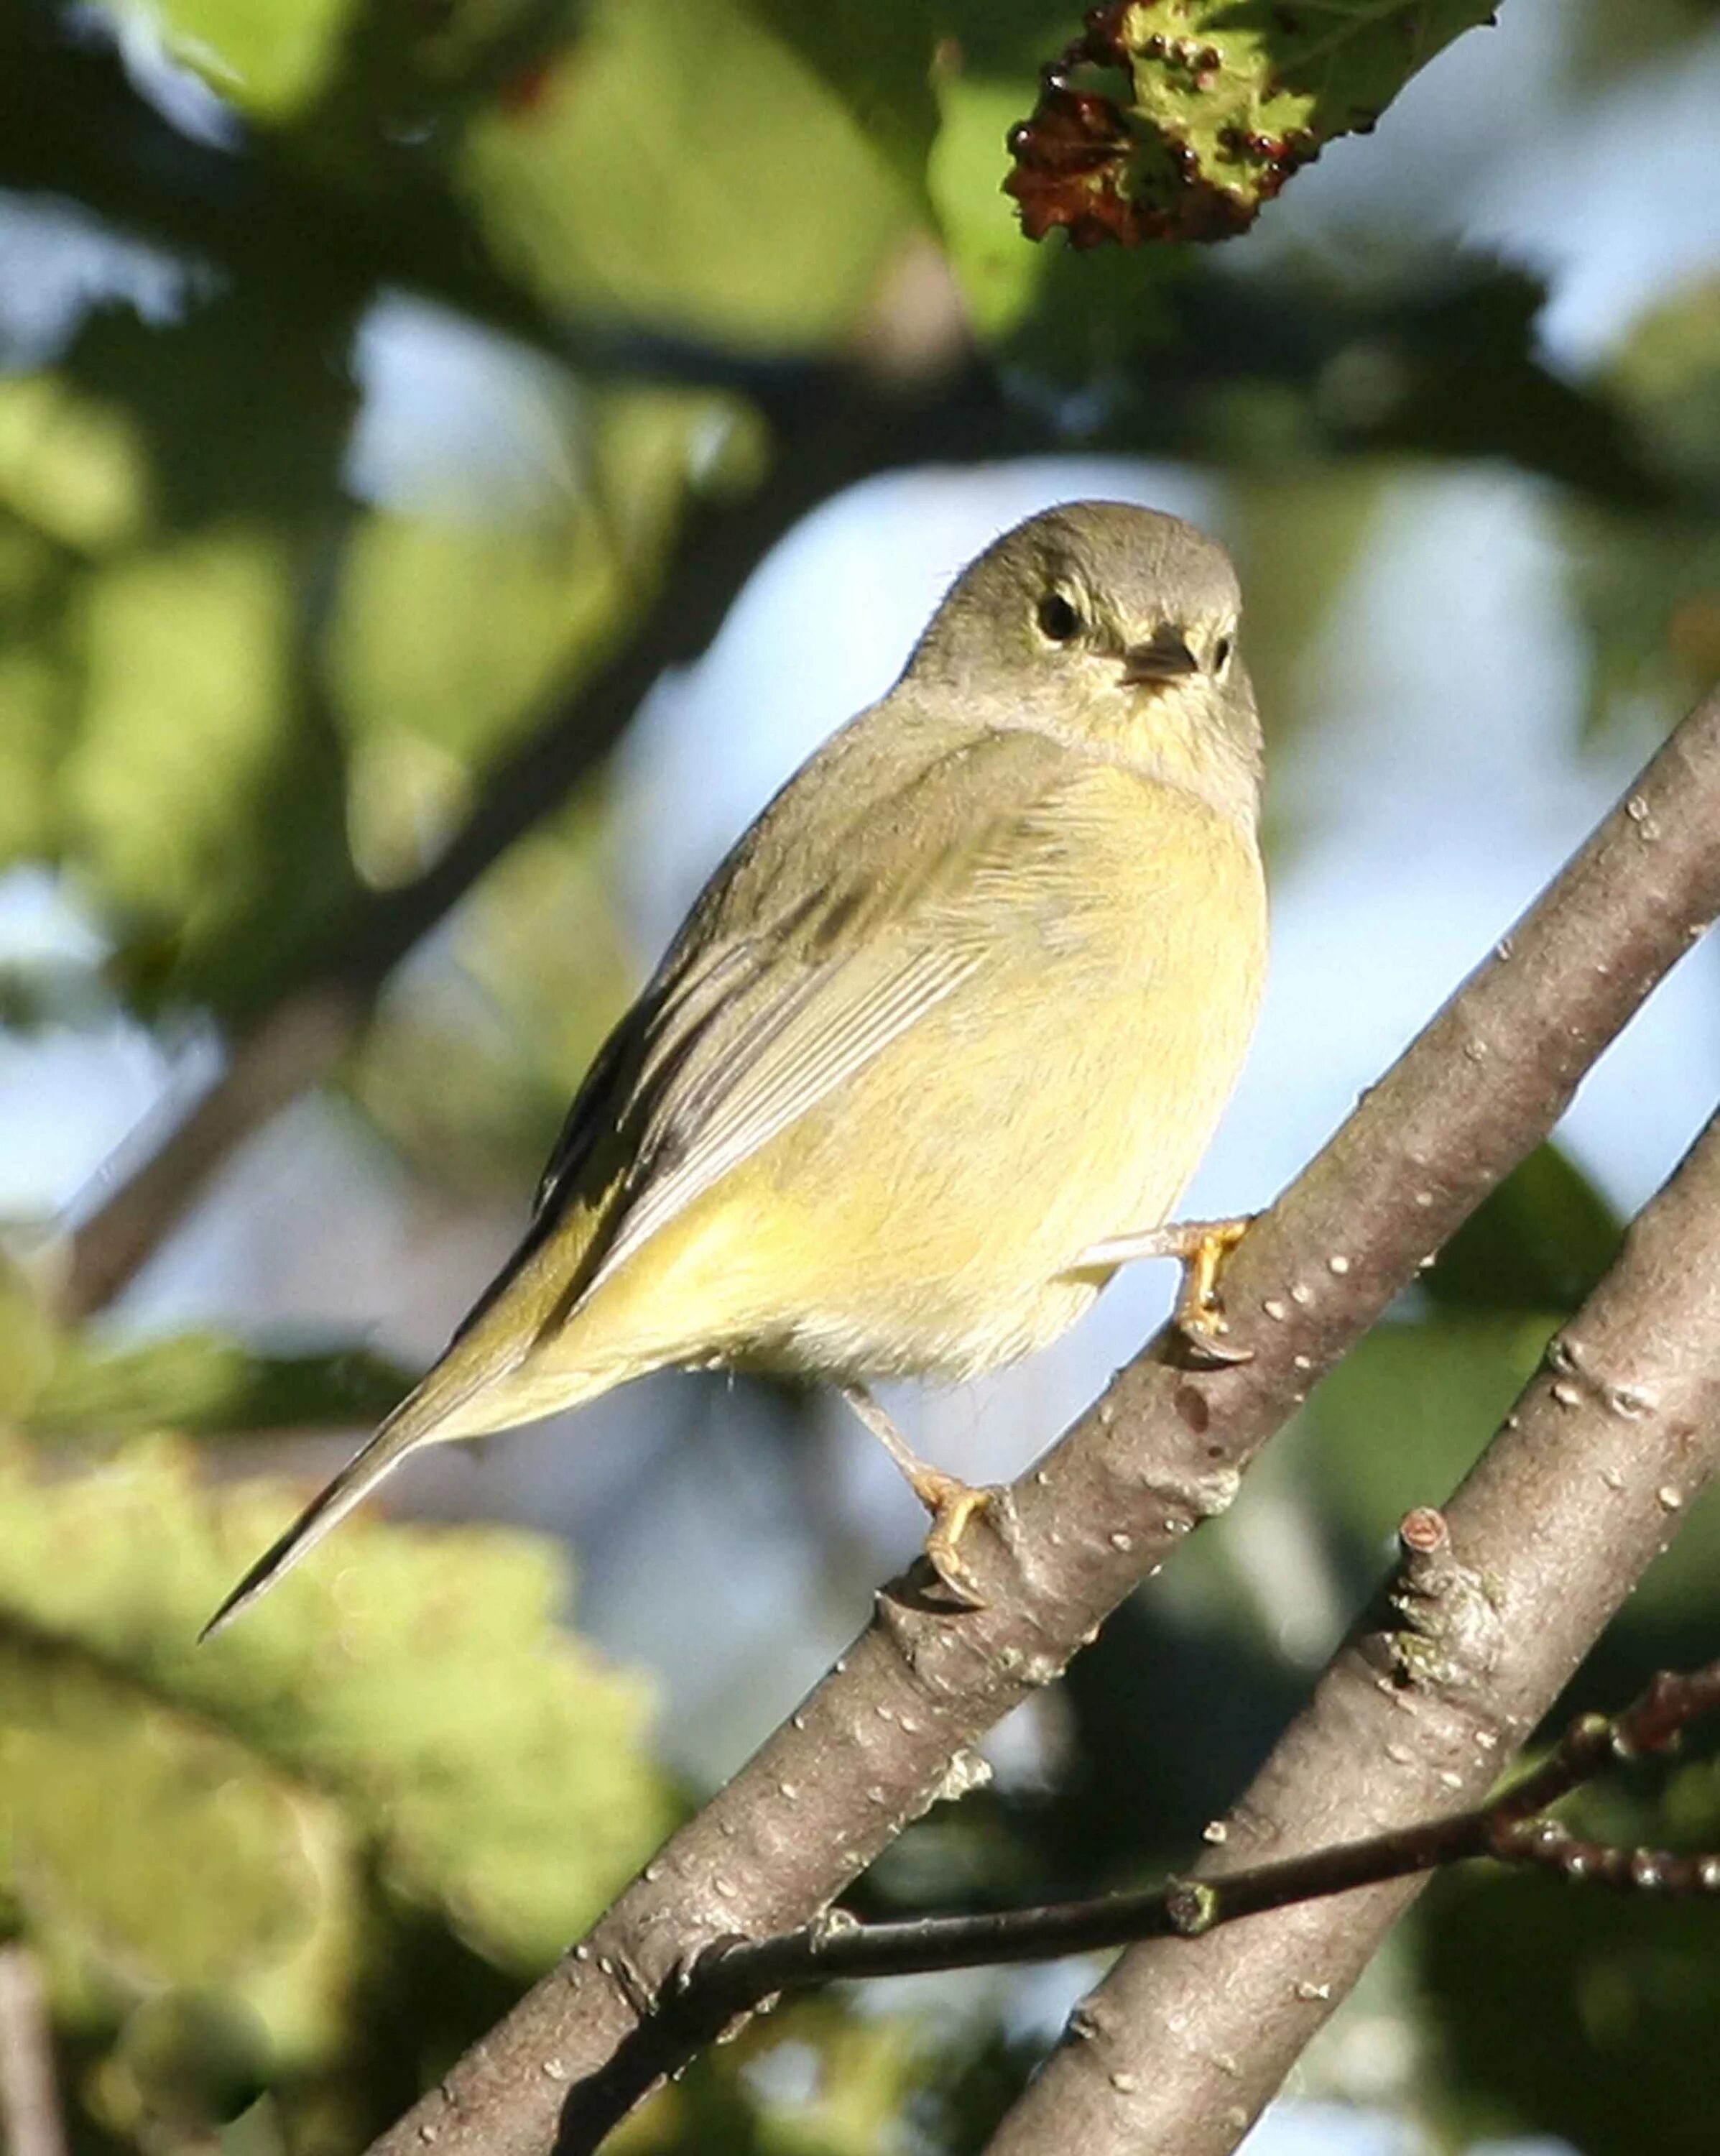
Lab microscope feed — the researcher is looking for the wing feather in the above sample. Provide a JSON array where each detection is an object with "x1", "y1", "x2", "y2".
[
  {"x1": 530, "y1": 723, "x2": 1082, "y2": 1322},
  {"x1": 590, "y1": 941, "x2": 984, "y2": 1288}
]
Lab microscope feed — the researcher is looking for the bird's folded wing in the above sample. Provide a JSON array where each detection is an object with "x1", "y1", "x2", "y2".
[{"x1": 532, "y1": 724, "x2": 1089, "y2": 1312}]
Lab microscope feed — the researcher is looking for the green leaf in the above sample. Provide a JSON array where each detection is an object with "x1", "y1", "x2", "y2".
[
  {"x1": 1005, "y1": 0, "x2": 1504, "y2": 249},
  {"x1": 460, "y1": 0, "x2": 919, "y2": 350},
  {"x1": 1303, "y1": 1292, "x2": 1720, "y2": 1638},
  {"x1": 1610, "y1": 279, "x2": 1720, "y2": 498},
  {"x1": 351, "y1": 814, "x2": 635, "y2": 1193},
  {"x1": 27, "y1": 1331, "x2": 414, "y2": 1438},
  {"x1": 0, "y1": 370, "x2": 150, "y2": 553},
  {"x1": 1564, "y1": 281, "x2": 1720, "y2": 739},
  {"x1": 929, "y1": 69, "x2": 1063, "y2": 344},
  {"x1": 0, "y1": 1253, "x2": 60, "y2": 1422},
  {"x1": 1301, "y1": 1310, "x2": 1555, "y2": 1550},
  {"x1": 748, "y1": 0, "x2": 941, "y2": 201},
  {"x1": 1564, "y1": 504, "x2": 1720, "y2": 743},
  {"x1": 0, "y1": 1437, "x2": 677, "y2": 1976},
  {"x1": 0, "y1": 290, "x2": 366, "y2": 1026},
  {"x1": 1227, "y1": 466, "x2": 1390, "y2": 768},
  {"x1": 1426, "y1": 1143, "x2": 1624, "y2": 1315},
  {"x1": 0, "y1": 1432, "x2": 933, "y2": 2152},
  {"x1": 98, "y1": 0, "x2": 358, "y2": 119},
  {"x1": 0, "y1": 1628, "x2": 353, "y2": 2004},
  {"x1": 329, "y1": 513, "x2": 616, "y2": 773}
]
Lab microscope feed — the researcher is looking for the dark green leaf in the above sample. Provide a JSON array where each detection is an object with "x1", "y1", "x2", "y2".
[
  {"x1": 1423, "y1": 1788, "x2": 1720, "y2": 2156},
  {"x1": 1428, "y1": 1142, "x2": 1624, "y2": 1314},
  {"x1": 28, "y1": 1331, "x2": 415, "y2": 1437},
  {"x1": 1301, "y1": 1311, "x2": 1554, "y2": 1549},
  {"x1": 749, "y1": 0, "x2": 941, "y2": 198}
]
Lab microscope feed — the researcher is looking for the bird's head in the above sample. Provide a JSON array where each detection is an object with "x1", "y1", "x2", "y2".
[{"x1": 908, "y1": 501, "x2": 1262, "y2": 819}]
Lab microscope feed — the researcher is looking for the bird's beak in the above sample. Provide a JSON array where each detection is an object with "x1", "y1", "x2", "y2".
[{"x1": 1120, "y1": 629, "x2": 1200, "y2": 684}]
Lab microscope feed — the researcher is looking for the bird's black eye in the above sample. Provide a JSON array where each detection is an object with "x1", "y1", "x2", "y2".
[
  {"x1": 1036, "y1": 591, "x2": 1082, "y2": 643},
  {"x1": 1212, "y1": 635, "x2": 1234, "y2": 672}
]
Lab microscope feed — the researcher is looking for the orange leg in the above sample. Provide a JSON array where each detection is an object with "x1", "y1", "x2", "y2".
[
  {"x1": 1076, "y1": 1215, "x2": 1255, "y2": 1364},
  {"x1": 841, "y1": 1383, "x2": 990, "y2": 1606}
]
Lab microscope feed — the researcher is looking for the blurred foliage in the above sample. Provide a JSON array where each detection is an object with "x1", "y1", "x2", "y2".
[
  {"x1": 462, "y1": 0, "x2": 919, "y2": 349},
  {"x1": 0, "y1": 1431, "x2": 937, "y2": 2153},
  {"x1": 1428, "y1": 1139, "x2": 1624, "y2": 1313},
  {"x1": 1, "y1": 0, "x2": 1719, "y2": 2147},
  {"x1": 1423, "y1": 1751, "x2": 1720, "y2": 2156},
  {"x1": 0, "y1": 1435, "x2": 673, "y2": 1966},
  {"x1": 1570, "y1": 278, "x2": 1720, "y2": 737},
  {"x1": 0, "y1": 1432, "x2": 675, "y2": 2145},
  {"x1": 349, "y1": 811, "x2": 639, "y2": 1191},
  {"x1": 1572, "y1": 0, "x2": 1720, "y2": 73}
]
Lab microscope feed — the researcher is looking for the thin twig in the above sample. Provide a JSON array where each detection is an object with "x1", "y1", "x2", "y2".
[
  {"x1": 637, "y1": 1654, "x2": 1720, "y2": 2036},
  {"x1": 360, "y1": 681, "x2": 1720, "y2": 2156}
]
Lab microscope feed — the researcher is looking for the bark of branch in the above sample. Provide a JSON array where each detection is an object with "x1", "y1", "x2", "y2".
[
  {"x1": 358, "y1": 691, "x2": 1720, "y2": 2156},
  {"x1": 631, "y1": 1651, "x2": 1720, "y2": 2031},
  {"x1": 984, "y1": 1092, "x2": 1720, "y2": 2150},
  {"x1": 985, "y1": 1090, "x2": 1720, "y2": 2153}
]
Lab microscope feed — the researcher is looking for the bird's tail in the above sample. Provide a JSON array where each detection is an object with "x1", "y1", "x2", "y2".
[
  {"x1": 199, "y1": 1404, "x2": 433, "y2": 1640},
  {"x1": 200, "y1": 1273, "x2": 621, "y2": 1640}
]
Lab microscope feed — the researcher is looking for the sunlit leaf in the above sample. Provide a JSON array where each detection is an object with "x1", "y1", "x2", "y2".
[
  {"x1": 102, "y1": 0, "x2": 356, "y2": 117},
  {"x1": 748, "y1": 0, "x2": 941, "y2": 201},
  {"x1": 67, "y1": 530, "x2": 293, "y2": 919},
  {"x1": 327, "y1": 510, "x2": 616, "y2": 767},
  {"x1": 351, "y1": 813, "x2": 634, "y2": 1193},
  {"x1": 0, "y1": 1253, "x2": 59, "y2": 1420},
  {"x1": 460, "y1": 0, "x2": 918, "y2": 349},
  {"x1": 928, "y1": 70, "x2": 1048, "y2": 341},
  {"x1": 1005, "y1": 0, "x2": 1502, "y2": 249},
  {"x1": 0, "y1": 369, "x2": 150, "y2": 551},
  {"x1": 1, "y1": 1629, "x2": 353, "y2": 2005},
  {"x1": 0, "y1": 1436, "x2": 677, "y2": 1973}
]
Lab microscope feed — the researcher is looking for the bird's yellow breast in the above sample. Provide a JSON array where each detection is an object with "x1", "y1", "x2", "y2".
[{"x1": 553, "y1": 764, "x2": 1265, "y2": 1388}]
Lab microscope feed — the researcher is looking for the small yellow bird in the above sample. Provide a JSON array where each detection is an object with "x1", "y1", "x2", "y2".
[{"x1": 206, "y1": 501, "x2": 1266, "y2": 1634}]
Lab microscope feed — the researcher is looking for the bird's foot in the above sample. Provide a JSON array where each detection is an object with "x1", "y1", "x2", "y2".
[
  {"x1": 1171, "y1": 1215, "x2": 1254, "y2": 1364},
  {"x1": 840, "y1": 1383, "x2": 992, "y2": 1606},
  {"x1": 1076, "y1": 1215, "x2": 1256, "y2": 1365},
  {"x1": 914, "y1": 1468, "x2": 993, "y2": 1609}
]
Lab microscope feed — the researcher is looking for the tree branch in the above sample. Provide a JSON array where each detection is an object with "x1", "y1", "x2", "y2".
[
  {"x1": 620, "y1": 1650, "x2": 1720, "y2": 2040},
  {"x1": 984, "y1": 1102, "x2": 1720, "y2": 2155},
  {"x1": 356, "y1": 684, "x2": 1720, "y2": 2156}
]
